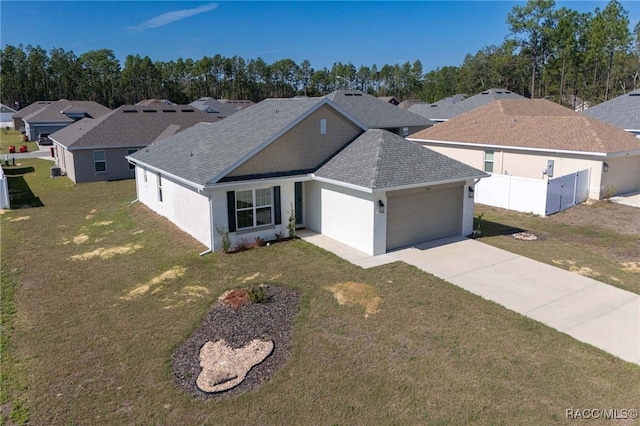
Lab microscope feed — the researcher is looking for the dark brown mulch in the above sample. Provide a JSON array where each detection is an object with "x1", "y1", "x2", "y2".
[{"x1": 171, "y1": 285, "x2": 301, "y2": 399}]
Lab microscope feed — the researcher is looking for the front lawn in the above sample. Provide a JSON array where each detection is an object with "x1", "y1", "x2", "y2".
[
  {"x1": 0, "y1": 129, "x2": 38, "y2": 154},
  {"x1": 2, "y1": 159, "x2": 639, "y2": 424},
  {"x1": 474, "y1": 203, "x2": 640, "y2": 294}
]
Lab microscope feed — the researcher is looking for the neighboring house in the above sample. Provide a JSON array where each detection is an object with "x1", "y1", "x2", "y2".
[
  {"x1": 21, "y1": 100, "x2": 112, "y2": 141},
  {"x1": 219, "y1": 99, "x2": 254, "y2": 111},
  {"x1": 325, "y1": 90, "x2": 434, "y2": 136},
  {"x1": 560, "y1": 94, "x2": 590, "y2": 111},
  {"x1": 1, "y1": 103, "x2": 18, "y2": 128},
  {"x1": 11, "y1": 100, "x2": 54, "y2": 131},
  {"x1": 127, "y1": 97, "x2": 486, "y2": 255},
  {"x1": 378, "y1": 96, "x2": 400, "y2": 106},
  {"x1": 408, "y1": 99, "x2": 640, "y2": 207},
  {"x1": 581, "y1": 89, "x2": 640, "y2": 138},
  {"x1": 409, "y1": 89, "x2": 523, "y2": 122},
  {"x1": 135, "y1": 99, "x2": 176, "y2": 106},
  {"x1": 189, "y1": 97, "x2": 242, "y2": 118},
  {"x1": 49, "y1": 105, "x2": 219, "y2": 183},
  {"x1": 398, "y1": 99, "x2": 427, "y2": 110}
]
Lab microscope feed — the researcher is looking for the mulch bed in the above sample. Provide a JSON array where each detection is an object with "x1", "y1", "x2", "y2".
[{"x1": 171, "y1": 285, "x2": 301, "y2": 399}]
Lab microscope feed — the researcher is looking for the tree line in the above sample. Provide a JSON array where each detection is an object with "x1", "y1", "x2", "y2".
[{"x1": 1, "y1": 0, "x2": 638, "y2": 110}]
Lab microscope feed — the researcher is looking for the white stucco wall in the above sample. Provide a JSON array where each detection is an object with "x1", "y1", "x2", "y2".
[
  {"x1": 135, "y1": 166, "x2": 211, "y2": 248},
  {"x1": 461, "y1": 180, "x2": 476, "y2": 236},
  {"x1": 306, "y1": 180, "x2": 377, "y2": 255}
]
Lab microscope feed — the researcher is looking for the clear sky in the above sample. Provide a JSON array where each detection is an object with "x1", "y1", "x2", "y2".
[{"x1": 1, "y1": 1, "x2": 638, "y2": 73}]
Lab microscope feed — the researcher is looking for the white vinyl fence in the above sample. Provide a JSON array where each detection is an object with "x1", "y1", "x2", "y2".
[
  {"x1": 475, "y1": 169, "x2": 590, "y2": 216},
  {"x1": 0, "y1": 166, "x2": 10, "y2": 209}
]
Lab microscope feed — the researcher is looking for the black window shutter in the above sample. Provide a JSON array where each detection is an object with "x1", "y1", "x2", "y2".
[
  {"x1": 227, "y1": 191, "x2": 236, "y2": 232},
  {"x1": 274, "y1": 186, "x2": 281, "y2": 225}
]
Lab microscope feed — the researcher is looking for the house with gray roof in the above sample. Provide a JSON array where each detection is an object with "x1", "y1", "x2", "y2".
[
  {"x1": 128, "y1": 96, "x2": 486, "y2": 255},
  {"x1": 581, "y1": 89, "x2": 640, "y2": 137},
  {"x1": 11, "y1": 100, "x2": 54, "y2": 131},
  {"x1": 20, "y1": 99, "x2": 112, "y2": 141},
  {"x1": 189, "y1": 97, "x2": 242, "y2": 118},
  {"x1": 0, "y1": 103, "x2": 18, "y2": 128},
  {"x1": 50, "y1": 105, "x2": 219, "y2": 183},
  {"x1": 409, "y1": 89, "x2": 524, "y2": 122},
  {"x1": 325, "y1": 90, "x2": 434, "y2": 135}
]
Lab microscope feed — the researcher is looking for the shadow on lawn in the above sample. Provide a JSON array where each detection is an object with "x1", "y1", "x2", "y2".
[
  {"x1": 5, "y1": 166, "x2": 44, "y2": 208},
  {"x1": 475, "y1": 218, "x2": 525, "y2": 238}
]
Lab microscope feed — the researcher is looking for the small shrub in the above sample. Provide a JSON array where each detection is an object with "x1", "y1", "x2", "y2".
[
  {"x1": 287, "y1": 202, "x2": 296, "y2": 238},
  {"x1": 602, "y1": 185, "x2": 616, "y2": 201},
  {"x1": 255, "y1": 236, "x2": 267, "y2": 247},
  {"x1": 236, "y1": 238, "x2": 249, "y2": 252},
  {"x1": 215, "y1": 225, "x2": 231, "y2": 253},
  {"x1": 275, "y1": 231, "x2": 285, "y2": 242},
  {"x1": 473, "y1": 213, "x2": 484, "y2": 238},
  {"x1": 247, "y1": 284, "x2": 268, "y2": 303}
]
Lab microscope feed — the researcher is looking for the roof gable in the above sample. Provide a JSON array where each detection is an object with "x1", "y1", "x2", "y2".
[
  {"x1": 409, "y1": 99, "x2": 640, "y2": 154},
  {"x1": 315, "y1": 129, "x2": 486, "y2": 190}
]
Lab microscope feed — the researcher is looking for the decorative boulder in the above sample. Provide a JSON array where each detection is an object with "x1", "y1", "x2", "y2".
[{"x1": 196, "y1": 339, "x2": 274, "y2": 393}]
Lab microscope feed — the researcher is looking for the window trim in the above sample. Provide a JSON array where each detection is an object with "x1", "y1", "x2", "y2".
[
  {"x1": 157, "y1": 174, "x2": 163, "y2": 203},
  {"x1": 484, "y1": 150, "x2": 494, "y2": 173},
  {"x1": 93, "y1": 150, "x2": 107, "y2": 173}
]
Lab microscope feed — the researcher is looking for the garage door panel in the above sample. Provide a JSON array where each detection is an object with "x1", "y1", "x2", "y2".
[{"x1": 387, "y1": 186, "x2": 462, "y2": 250}]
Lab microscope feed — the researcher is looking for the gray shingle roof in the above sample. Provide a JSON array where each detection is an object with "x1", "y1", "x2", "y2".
[
  {"x1": 189, "y1": 97, "x2": 240, "y2": 117},
  {"x1": 11, "y1": 101, "x2": 55, "y2": 120},
  {"x1": 409, "y1": 89, "x2": 524, "y2": 121},
  {"x1": 50, "y1": 105, "x2": 219, "y2": 149},
  {"x1": 129, "y1": 97, "x2": 333, "y2": 187},
  {"x1": 581, "y1": 89, "x2": 640, "y2": 131},
  {"x1": 22, "y1": 100, "x2": 111, "y2": 123},
  {"x1": 1, "y1": 103, "x2": 17, "y2": 114},
  {"x1": 315, "y1": 129, "x2": 486, "y2": 190},
  {"x1": 325, "y1": 90, "x2": 434, "y2": 128}
]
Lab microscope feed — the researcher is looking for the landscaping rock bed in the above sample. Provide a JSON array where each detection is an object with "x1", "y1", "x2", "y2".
[{"x1": 172, "y1": 285, "x2": 301, "y2": 399}]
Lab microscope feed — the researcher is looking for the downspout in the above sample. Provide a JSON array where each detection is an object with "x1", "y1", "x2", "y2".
[{"x1": 199, "y1": 191, "x2": 215, "y2": 256}]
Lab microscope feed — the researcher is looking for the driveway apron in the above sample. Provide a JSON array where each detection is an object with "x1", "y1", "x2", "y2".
[{"x1": 388, "y1": 237, "x2": 639, "y2": 364}]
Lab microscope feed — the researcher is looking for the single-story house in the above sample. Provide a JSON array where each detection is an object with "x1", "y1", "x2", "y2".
[
  {"x1": 127, "y1": 96, "x2": 486, "y2": 255},
  {"x1": 21, "y1": 99, "x2": 112, "y2": 141},
  {"x1": 409, "y1": 89, "x2": 524, "y2": 123},
  {"x1": 325, "y1": 90, "x2": 434, "y2": 136},
  {"x1": 1, "y1": 103, "x2": 18, "y2": 129},
  {"x1": 11, "y1": 101, "x2": 54, "y2": 131},
  {"x1": 50, "y1": 105, "x2": 219, "y2": 183},
  {"x1": 189, "y1": 97, "x2": 242, "y2": 118},
  {"x1": 581, "y1": 89, "x2": 640, "y2": 138},
  {"x1": 408, "y1": 99, "x2": 640, "y2": 203}
]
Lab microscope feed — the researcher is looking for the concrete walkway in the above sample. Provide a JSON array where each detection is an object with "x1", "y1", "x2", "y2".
[
  {"x1": 610, "y1": 190, "x2": 640, "y2": 208},
  {"x1": 298, "y1": 230, "x2": 640, "y2": 364}
]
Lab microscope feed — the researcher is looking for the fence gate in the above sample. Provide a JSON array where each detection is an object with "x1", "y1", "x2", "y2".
[{"x1": 545, "y1": 169, "x2": 590, "y2": 215}]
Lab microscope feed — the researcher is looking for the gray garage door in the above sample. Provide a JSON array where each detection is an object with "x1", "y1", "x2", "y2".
[{"x1": 386, "y1": 186, "x2": 463, "y2": 251}]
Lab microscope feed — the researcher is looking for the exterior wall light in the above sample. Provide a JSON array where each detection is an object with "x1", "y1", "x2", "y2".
[
  {"x1": 468, "y1": 186, "x2": 475, "y2": 198},
  {"x1": 603, "y1": 162, "x2": 609, "y2": 172},
  {"x1": 378, "y1": 200, "x2": 385, "y2": 214}
]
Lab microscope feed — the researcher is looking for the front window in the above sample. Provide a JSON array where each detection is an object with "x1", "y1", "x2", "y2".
[
  {"x1": 402, "y1": 127, "x2": 409, "y2": 137},
  {"x1": 128, "y1": 149, "x2": 137, "y2": 169},
  {"x1": 236, "y1": 188, "x2": 272, "y2": 229},
  {"x1": 94, "y1": 150, "x2": 106, "y2": 172},
  {"x1": 484, "y1": 150, "x2": 494, "y2": 173}
]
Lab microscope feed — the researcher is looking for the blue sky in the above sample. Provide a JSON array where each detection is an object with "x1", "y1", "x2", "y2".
[{"x1": 1, "y1": 1, "x2": 638, "y2": 73}]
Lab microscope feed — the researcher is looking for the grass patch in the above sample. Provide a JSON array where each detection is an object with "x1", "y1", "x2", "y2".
[
  {"x1": 2, "y1": 159, "x2": 639, "y2": 424},
  {"x1": 475, "y1": 204, "x2": 640, "y2": 294},
  {"x1": 0, "y1": 129, "x2": 38, "y2": 153}
]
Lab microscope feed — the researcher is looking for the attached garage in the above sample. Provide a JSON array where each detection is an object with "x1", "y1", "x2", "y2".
[{"x1": 386, "y1": 185, "x2": 463, "y2": 250}]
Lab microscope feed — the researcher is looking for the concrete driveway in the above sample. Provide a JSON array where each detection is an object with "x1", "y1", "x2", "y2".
[{"x1": 298, "y1": 230, "x2": 639, "y2": 364}]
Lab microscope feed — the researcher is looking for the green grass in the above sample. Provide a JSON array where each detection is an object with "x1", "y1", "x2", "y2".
[
  {"x1": 2, "y1": 159, "x2": 639, "y2": 425},
  {"x1": 474, "y1": 204, "x2": 640, "y2": 294},
  {"x1": 0, "y1": 129, "x2": 38, "y2": 154}
]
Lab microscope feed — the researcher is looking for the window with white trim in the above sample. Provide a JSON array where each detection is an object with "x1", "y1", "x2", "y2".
[
  {"x1": 484, "y1": 150, "x2": 494, "y2": 173},
  {"x1": 236, "y1": 188, "x2": 272, "y2": 229},
  {"x1": 93, "y1": 150, "x2": 106, "y2": 172},
  {"x1": 158, "y1": 174, "x2": 163, "y2": 202},
  {"x1": 128, "y1": 149, "x2": 138, "y2": 169},
  {"x1": 320, "y1": 119, "x2": 327, "y2": 135}
]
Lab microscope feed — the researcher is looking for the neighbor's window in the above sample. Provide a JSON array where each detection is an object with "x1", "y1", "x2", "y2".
[
  {"x1": 158, "y1": 174, "x2": 163, "y2": 202},
  {"x1": 128, "y1": 149, "x2": 137, "y2": 170},
  {"x1": 236, "y1": 188, "x2": 272, "y2": 229},
  {"x1": 402, "y1": 127, "x2": 409, "y2": 137},
  {"x1": 320, "y1": 119, "x2": 327, "y2": 135},
  {"x1": 484, "y1": 150, "x2": 494, "y2": 173},
  {"x1": 93, "y1": 150, "x2": 106, "y2": 172}
]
